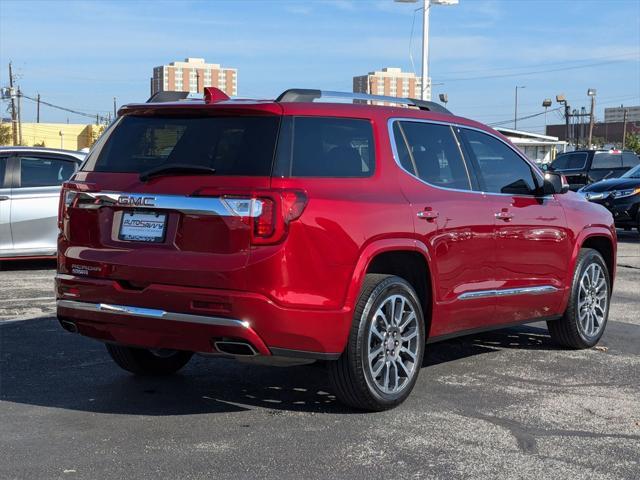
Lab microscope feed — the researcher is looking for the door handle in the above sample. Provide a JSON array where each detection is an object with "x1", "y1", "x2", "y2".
[
  {"x1": 495, "y1": 210, "x2": 514, "y2": 221},
  {"x1": 0, "y1": 196, "x2": 9, "y2": 201},
  {"x1": 417, "y1": 208, "x2": 439, "y2": 221}
]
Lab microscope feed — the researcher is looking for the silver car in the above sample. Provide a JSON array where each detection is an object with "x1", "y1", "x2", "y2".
[{"x1": 0, "y1": 147, "x2": 85, "y2": 260}]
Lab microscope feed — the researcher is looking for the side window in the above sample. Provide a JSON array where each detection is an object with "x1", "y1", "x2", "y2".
[
  {"x1": 462, "y1": 129, "x2": 537, "y2": 195},
  {"x1": 622, "y1": 152, "x2": 639, "y2": 167},
  {"x1": 19, "y1": 157, "x2": 76, "y2": 188},
  {"x1": 591, "y1": 152, "x2": 622, "y2": 169},
  {"x1": 0, "y1": 157, "x2": 7, "y2": 187},
  {"x1": 287, "y1": 117, "x2": 374, "y2": 177},
  {"x1": 394, "y1": 121, "x2": 472, "y2": 190}
]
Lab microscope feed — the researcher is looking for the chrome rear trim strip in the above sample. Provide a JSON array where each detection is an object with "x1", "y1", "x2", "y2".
[
  {"x1": 56, "y1": 300, "x2": 249, "y2": 328},
  {"x1": 458, "y1": 285, "x2": 559, "y2": 301},
  {"x1": 72, "y1": 191, "x2": 261, "y2": 217}
]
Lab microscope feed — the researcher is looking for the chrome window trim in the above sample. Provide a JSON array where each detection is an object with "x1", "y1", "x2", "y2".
[
  {"x1": 71, "y1": 191, "x2": 261, "y2": 217},
  {"x1": 458, "y1": 285, "x2": 559, "y2": 301},
  {"x1": 387, "y1": 117, "x2": 551, "y2": 199},
  {"x1": 56, "y1": 300, "x2": 250, "y2": 328}
]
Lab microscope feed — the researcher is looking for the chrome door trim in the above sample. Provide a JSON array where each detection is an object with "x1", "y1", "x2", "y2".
[
  {"x1": 387, "y1": 117, "x2": 552, "y2": 198},
  {"x1": 458, "y1": 285, "x2": 559, "y2": 301},
  {"x1": 71, "y1": 191, "x2": 261, "y2": 217},
  {"x1": 56, "y1": 300, "x2": 250, "y2": 328}
]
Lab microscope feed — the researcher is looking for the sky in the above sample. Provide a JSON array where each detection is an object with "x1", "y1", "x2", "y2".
[{"x1": 1, "y1": 0, "x2": 639, "y2": 133}]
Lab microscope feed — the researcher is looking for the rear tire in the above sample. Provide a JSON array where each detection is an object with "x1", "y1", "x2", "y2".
[
  {"x1": 328, "y1": 274, "x2": 425, "y2": 411},
  {"x1": 106, "y1": 344, "x2": 193, "y2": 375},
  {"x1": 547, "y1": 248, "x2": 610, "y2": 349}
]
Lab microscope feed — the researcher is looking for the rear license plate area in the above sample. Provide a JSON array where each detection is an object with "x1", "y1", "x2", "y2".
[{"x1": 119, "y1": 211, "x2": 167, "y2": 243}]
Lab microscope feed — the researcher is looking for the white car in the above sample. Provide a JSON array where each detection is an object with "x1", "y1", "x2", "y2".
[{"x1": 0, "y1": 147, "x2": 85, "y2": 260}]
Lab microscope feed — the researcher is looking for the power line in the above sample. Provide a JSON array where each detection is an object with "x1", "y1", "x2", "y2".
[
  {"x1": 437, "y1": 57, "x2": 639, "y2": 83},
  {"x1": 18, "y1": 92, "x2": 108, "y2": 123},
  {"x1": 489, "y1": 107, "x2": 562, "y2": 127}
]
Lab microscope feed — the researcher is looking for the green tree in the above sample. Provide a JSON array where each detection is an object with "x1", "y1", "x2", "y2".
[
  {"x1": 0, "y1": 123, "x2": 12, "y2": 145},
  {"x1": 33, "y1": 140, "x2": 45, "y2": 147},
  {"x1": 624, "y1": 133, "x2": 640, "y2": 155}
]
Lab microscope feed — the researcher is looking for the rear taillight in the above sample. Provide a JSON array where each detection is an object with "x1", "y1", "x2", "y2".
[
  {"x1": 254, "y1": 198, "x2": 275, "y2": 238},
  {"x1": 58, "y1": 181, "x2": 98, "y2": 232},
  {"x1": 202, "y1": 189, "x2": 307, "y2": 245}
]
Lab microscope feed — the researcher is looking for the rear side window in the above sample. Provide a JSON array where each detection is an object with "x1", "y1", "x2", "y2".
[
  {"x1": 276, "y1": 117, "x2": 374, "y2": 177},
  {"x1": 592, "y1": 152, "x2": 622, "y2": 169},
  {"x1": 552, "y1": 152, "x2": 587, "y2": 170},
  {"x1": 19, "y1": 157, "x2": 76, "y2": 187},
  {"x1": 622, "y1": 152, "x2": 639, "y2": 167},
  {"x1": 84, "y1": 115, "x2": 280, "y2": 176},
  {"x1": 393, "y1": 121, "x2": 472, "y2": 190}
]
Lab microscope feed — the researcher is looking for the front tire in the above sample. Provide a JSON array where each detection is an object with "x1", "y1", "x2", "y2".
[
  {"x1": 106, "y1": 344, "x2": 193, "y2": 375},
  {"x1": 329, "y1": 274, "x2": 425, "y2": 411},
  {"x1": 547, "y1": 248, "x2": 610, "y2": 349}
]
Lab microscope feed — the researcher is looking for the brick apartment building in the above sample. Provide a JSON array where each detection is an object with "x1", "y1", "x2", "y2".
[
  {"x1": 353, "y1": 67, "x2": 423, "y2": 99},
  {"x1": 150, "y1": 58, "x2": 237, "y2": 97}
]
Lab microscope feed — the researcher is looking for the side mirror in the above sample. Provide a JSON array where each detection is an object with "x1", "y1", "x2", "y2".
[{"x1": 543, "y1": 172, "x2": 569, "y2": 195}]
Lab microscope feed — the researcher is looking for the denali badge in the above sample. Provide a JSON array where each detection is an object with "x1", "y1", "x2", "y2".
[{"x1": 117, "y1": 196, "x2": 155, "y2": 207}]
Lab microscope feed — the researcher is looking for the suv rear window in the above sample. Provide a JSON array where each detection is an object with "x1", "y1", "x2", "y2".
[
  {"x1": 592, "y1": 152, "x2": 623, "y2": 169},
  {"x1": 275, "y1": 117, "x2": 374, "y2": 177},
  {"x1": 83, "y1": 115, "x2": 280, "y2": 176},
  {"x1": 552, "y1": 152, "x2": 587, "y2": 170}
]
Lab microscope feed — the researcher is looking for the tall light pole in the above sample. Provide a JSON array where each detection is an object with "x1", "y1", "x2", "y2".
[
  {"x1": 514, "y1": 85, "x2": 525, "y2": 130},
  {"x1": 395, "y1": 0, "x2": 459, "y2": 101},
  {"x1": 587, "y1": 88, "x2": 596, "y2": 148}
]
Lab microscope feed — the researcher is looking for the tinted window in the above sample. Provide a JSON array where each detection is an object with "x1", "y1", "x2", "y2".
[
  {"x1": 622, "y1": 152, "x2": 639, "y2": 167},
  {"x1": 281, "y1": 117, "x2": 374, "y2": 177},
  {"x1": 592, "y1": 152, "x2": 622, "y2": 169},
  {"x1": 0, "y1": 157, "x2": 6, "y2": 187},
  {"x1": 552, "y1": 152, "x2": 587, "y2": 170},
  {"x1": 622, "y1": 164, "x2": 640, "y2": 178},
  {"x1": 394, "y1": 121, "x2": 472, "y2": 190},
  {"x1": 85, "y1": 115, "x2": 280, "y2": 176},
  {"x1": 463, "y1": 129, "x2": 537, "y2": 195},
  {"x1": 19, "y1": 157, "x2": 76, "y2": 188}
]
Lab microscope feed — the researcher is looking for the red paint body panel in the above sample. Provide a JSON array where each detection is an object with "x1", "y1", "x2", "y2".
[{"x1": 56, "y1": 99, "x2": 617, "y2": 357}]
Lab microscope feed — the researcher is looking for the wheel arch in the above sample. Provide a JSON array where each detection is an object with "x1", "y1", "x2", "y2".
[{"x1": 345, "y1": 239, "x2": 435, "y2": 336}]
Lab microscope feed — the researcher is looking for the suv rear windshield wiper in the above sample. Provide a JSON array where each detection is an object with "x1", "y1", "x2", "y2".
[{"x1": 139, "y1": 164, "x2": 216, "y2": 182}]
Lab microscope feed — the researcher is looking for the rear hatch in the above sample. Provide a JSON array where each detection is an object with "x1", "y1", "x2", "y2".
[{"x1": 59, "y1": 106, "x2": 282, "y2": 290}]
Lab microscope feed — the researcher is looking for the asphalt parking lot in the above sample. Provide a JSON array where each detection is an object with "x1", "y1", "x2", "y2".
[{"x1": 1, "y1": 232, "x2": 638, "y2": 480}]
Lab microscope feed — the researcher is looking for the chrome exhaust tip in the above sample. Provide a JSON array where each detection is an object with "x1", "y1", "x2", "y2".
[
  {"x1": 213, "y1": 340, "x2": 258, "y2": 357},
  {"x1": 60, "y1": 320, "x2": 78, "y2": 333}
]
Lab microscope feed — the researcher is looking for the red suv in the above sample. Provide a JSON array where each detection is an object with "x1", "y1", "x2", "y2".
[{"x1": 56, "y1": 88, "x2": 616, "y2": 410}]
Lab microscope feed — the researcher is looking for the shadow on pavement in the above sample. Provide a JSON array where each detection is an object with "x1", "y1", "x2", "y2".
[
  {"x1": 0, "y1": 316, "x2": 561, "y2": 416},
  {"x1": 0, "y1": 259, "x2": 56, "y2": 271}
]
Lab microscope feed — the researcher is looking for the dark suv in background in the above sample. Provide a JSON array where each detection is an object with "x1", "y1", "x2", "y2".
[{"x1": 548, "y1": 149, "x2": 640, "y2": 191}]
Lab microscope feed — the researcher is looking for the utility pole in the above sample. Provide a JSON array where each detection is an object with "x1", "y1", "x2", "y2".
[
  {"x1": 36, "y1": 93, "x2": 41, "y2": 123},
  {"x1": 622, "y1": 108, "x2": 628, "y2": 149},
  {"x1": 113, "y1": 97, "x2": 117, "y2": 118},
  {"x1": 514, "y1": 85, "x2": 525, "y2": 130},
  {"x1": 16, "y1": 87, "x2": 22, "y2": 146},
  {"x1": 8, "y1": 61, "x2": 17, "y2": 145},
  {"x1": 587, "y1": 89, "x2": 596, "y2": 148},
  {"x1": 580, "y1": 106, "x2": 586, "y2": 147}
]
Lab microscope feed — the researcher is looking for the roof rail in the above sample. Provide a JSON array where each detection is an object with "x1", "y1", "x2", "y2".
[
  {"x1": 146, "y1": 91, "x2": 190, "y2": 103},
  {"x1": 275, "y1": 89, "x2": 452, "y2": 114}
]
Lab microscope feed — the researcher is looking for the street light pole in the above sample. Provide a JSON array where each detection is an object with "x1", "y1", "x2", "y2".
[
  {"x1": 395, "y1": 0, "x2": 458, "y2": 101},
  {"x1": 587, "y1": 88, "x2": 596, "y2": 148},
  {"x1": 514, "y1": 85, "x2": 525, "y2": 130},
  {"x1": 421, "y1": 0, "x2": 430, "y2": 101}
]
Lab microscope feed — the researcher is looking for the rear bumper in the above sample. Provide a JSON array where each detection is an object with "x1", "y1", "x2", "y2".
[{"x1": 55, "y1": 274, "x2": 350, "y2": 359}]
